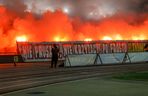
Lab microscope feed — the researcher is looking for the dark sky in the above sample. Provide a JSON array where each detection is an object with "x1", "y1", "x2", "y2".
[{"x1": 0, "y1": 0, "x2": 148, "y2": 20}]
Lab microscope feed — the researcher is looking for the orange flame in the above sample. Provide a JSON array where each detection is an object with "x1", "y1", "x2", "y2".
[
  {"x1": 16, "y1": 35, "x2": 28, "y2": 42},
  {"x1": 0, "y1": 6, "x2": 148, "y2": 52},
  {"x1": 103, "y1": 36, "x2": 112, "y2": 40},
  {"x1": 54, "y1": 36, "x2": 67, "y2": 42},
  {"x1": 132, "y1": 35, "x2": 145, "y2": 40},
  {"x1": 84, "y1": 38, "x2": 92, "y2": 41}
]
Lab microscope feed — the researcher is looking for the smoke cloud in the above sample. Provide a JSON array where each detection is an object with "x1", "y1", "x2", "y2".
[
  {"x1": 1, "y1": 0, "x2": 27, "y2": 16},
  {"x1": 23, "y1": 0, "x2": 148, "y2": 19},
  {"x1": 0, "y1": 0, "x2": 147, "y2": 52}
]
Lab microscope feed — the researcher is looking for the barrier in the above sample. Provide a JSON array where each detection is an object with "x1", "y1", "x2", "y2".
[
  {"x1": 128, "y1": 52, "x2": 148, "y2": 63},
  {"x1": 65, "y1": 54, "x2": 96, "y2": 67},
  {"x1": 17, "y1": 40, "x2": 148, "y2": 66},
  {"x1": 65, "y1": 52, "x2": 148, "y2": 67}
]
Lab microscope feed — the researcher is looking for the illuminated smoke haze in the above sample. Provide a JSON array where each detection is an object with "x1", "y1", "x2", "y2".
[{"x1": 0, "y1": 0, "x2": 147, "y2": 52}]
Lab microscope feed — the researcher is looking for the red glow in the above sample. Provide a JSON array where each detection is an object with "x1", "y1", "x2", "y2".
[{"x1": 0, "y1": 5, "x2": 148, "y2": 52}]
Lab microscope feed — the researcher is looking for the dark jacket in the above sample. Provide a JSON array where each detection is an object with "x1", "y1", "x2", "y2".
[
  {"x1": 52, "y1": 46, "x2": 59, "y2": 60},
  {"x1": 144, "y1": 44, "x2": 148, "y2": 52}
]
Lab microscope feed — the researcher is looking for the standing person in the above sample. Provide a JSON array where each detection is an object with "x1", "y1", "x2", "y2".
[
  {"x1": 144, "y1": 43, "x2": 148, "y2": 52},
  {"x1": 51, "y1": 44, "x2": 59, "y2": 68}
]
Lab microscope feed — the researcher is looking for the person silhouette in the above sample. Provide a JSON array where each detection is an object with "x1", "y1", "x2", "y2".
[
  {"x1": 51, "y1": 44, "x2": 59, "y2": 68},
  {"x1": 144, "y1": 44, "x2": 148, "y2": 52}
]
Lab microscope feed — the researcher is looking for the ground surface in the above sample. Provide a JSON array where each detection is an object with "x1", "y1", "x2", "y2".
[
  {"x1": 3, "y1": 72, "x2": 148, "y2": 96},
  {"x1": 1, "y1": 63, "x2": 148, "y2": 96},
  {"x1": 113, "y1": 71, "x2": 148, "y2": 81}
]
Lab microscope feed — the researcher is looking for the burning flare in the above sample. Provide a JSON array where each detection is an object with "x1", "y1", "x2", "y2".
[
  {"x1": 84, "y1": 38, "x2": 92, "y2": 41},
  {"x1": 103, "y1": 36, "x2": 112, "y2": 40},
  {"x1": 16, "y1": 35, "x2": 28, "y2": 42}
]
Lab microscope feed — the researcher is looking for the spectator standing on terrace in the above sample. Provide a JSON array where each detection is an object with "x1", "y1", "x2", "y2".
[{"x1": 51, "y1": 44, "x2": 59, "y2": 68}]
